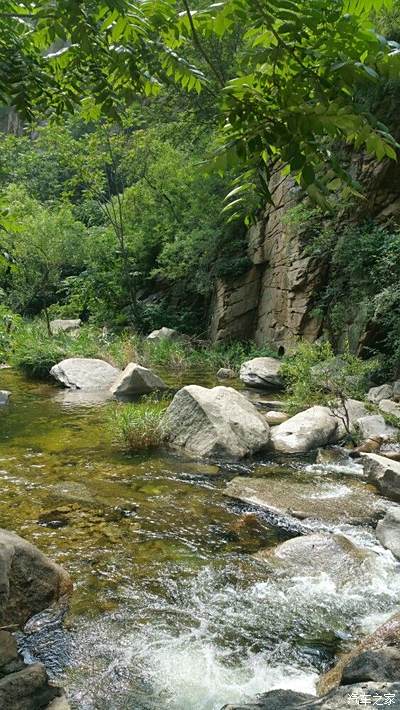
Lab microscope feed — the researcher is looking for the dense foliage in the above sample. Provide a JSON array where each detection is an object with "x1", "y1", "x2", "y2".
[{"x1": 1, "y1": 0, "x2": 400, "y2": 370}]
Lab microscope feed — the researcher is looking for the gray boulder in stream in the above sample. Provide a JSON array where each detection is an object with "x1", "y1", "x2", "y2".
[
  {"x1": 163, "y1": 385, "x2": 270, "y2": 459},
  {"x1": 110, "y1": 362, "x2": 167, "y2": 397},
  {"x1": 50, "y1": 357, "x2": 120, "y2": 390},
  {"x1": 0, "y1": 528, "x2": 72, "y2": 627},
  {"x1": 270, "y1": 406, "x2": 338, "y2": 453},
  {"x1": 362, "y1": 453, "x2": 400, "y2": 501},
  {"x1": 239, "y1": 357, "x2": 284, "y2": 389}
]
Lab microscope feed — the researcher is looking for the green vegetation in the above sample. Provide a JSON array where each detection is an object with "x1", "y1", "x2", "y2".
[
  {"x1": 1, "y1": 1, "x2": 400, "y2": 383},
  {"x1": 281, "y1": 341, "x2": 377, "y2": 422},
  {"x1": 108, "y1": 397, "x2": 169, "y2": 452},
  {"x1": 2, "y1": 0, "x2": 399, "y2": 218},
  {"x1": 2, "y1": 315, "x2": 277, "y2": 378}
]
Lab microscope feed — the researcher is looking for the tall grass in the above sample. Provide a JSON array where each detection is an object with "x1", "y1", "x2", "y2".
[
  {"x1": 9, "y1": 318, "x2": 279, "y2": 379},
  {"x1": 108, "y1": 398, "x2": 168, "y2": 451}
]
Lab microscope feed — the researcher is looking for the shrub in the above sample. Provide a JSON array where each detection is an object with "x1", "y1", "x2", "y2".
[
  {"x1": 281, "y1": 341, "x2": 377, "y2": 429},
  {"x1": 108, "y1": 398, "x2": 168, "y2": 452}
]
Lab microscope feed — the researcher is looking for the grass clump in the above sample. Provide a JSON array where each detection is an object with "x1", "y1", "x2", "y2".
[{"x1": 108, "y1": 397, "x2": 169, "y2": 451}]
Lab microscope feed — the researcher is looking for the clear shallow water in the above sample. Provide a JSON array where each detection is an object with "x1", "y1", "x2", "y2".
[{"x1": 1, "y1": 368, "x2": 400, "y2": 710}]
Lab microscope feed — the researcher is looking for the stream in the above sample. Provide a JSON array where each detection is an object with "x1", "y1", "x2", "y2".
[{"x1": 1, "y1": 368, "x2": 400, "y2": 710}]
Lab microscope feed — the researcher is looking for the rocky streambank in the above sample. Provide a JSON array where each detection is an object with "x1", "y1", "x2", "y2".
[{"x1": 0, "y1": 528, "x2": 72, "y2": 709}]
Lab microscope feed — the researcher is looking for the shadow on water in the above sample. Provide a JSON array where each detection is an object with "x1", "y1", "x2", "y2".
[{"x1": 1, "y1": 367, "x2": 400, "y2": 709}]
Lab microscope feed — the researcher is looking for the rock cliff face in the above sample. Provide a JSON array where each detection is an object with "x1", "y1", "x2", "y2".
[
  {"x1": 210, "y1": 155, "x2": 400, "y2": 352},
  {"x1": 210, "y1": 172, "x2": 326, "y2": 353}
]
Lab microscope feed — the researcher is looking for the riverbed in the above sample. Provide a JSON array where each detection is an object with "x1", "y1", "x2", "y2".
[{"x1": 0, "y1": 368, "x2": 399, "y2": 709}]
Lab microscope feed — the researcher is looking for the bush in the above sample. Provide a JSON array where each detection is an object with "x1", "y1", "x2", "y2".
[
  {"x1": 108, "y1": 398, "x2": 168, "y2": 452},
  {"x1": 281, "y1": 340, "x2": 377, "y2": 422}
]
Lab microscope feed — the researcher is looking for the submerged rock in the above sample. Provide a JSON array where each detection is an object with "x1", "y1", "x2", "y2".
[
  {"x1": 50, "y1": 318, "x2": 81, "y2": 335},
  {"x1": 0, "y1": 390, "x2": 10, "y2": 405},
  {"x1": 110, "y1": 362, "x2": 167, "y2": 397},
  {"x1": 255, "y1": 532, "x2": 372, "y2": 581},
  {"x1": 239, "y1": 357, "x2": 284, "y2": 389},
  {"x1": 0, "y1": 528, "x2": 72, "y2": 627},
  {"x1": 146, "y1": 327, "x2": 183, "y2": 342},
  {"x1": 270, "y1": 406, "x2": 338, "y2": 454},
  {"x1": 50, "y1": 357, "x2": 120, "y2": 391},
  {"x1": 362, "y1": 453, "x2": 400, "y2": 502},
  {"x1": 163, "y1": 385, "x2": 270, "y2": 459},
  {"x1": 224, "y1": 474, "x2": 384, "y2": 526},
  {"x1": 376, "y1": 507, "x2": 400, "y2": 559},
  {"x1": 216, "y1": 368, "x2": 236, "y2": 380}
]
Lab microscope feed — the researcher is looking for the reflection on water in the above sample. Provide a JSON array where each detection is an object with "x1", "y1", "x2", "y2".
[{"x1": 1, "y1": 368, "x2": 400, "y2": 710}]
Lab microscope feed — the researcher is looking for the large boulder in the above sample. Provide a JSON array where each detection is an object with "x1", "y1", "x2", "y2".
[
  {"x1": 270, "y1": 406, "x2": 338, "y2": 453},
  {"x1": 50, "y1": 358, "x2": 120, "y2": 391},
  {"x1": 362, "y1": 453, "x2": 400, "y2": 502},
  {"x1": 367, "y1": 384, "x2": 394, "y2": 404},
  {"x1": 0, "y1": 390, "x2": 10, "y2": 405},
  {"x1": 146, "y1": 327, "x2": 183, "y2": 342},
  {"x1": 239, "y1": 357, "x2": 284, "y2": 389},
  {"x1": 357, "y1": 414, "x2": 398, "y2": 442},
  {"x1": 50, "y1": 318, "x2": 81, "y2": 335},
  {"x1": 110, "y1": 363, "x2": 167, "y2": 397},
  {"x1": 0, "y1": 528, "x2": 72, "y2": 627},
  {"x1": 163, "y1": 385, "x2": 270, "y2": 459},
  {"x1": 376, "y1": 507, "x2": 400, "y2": 559}
]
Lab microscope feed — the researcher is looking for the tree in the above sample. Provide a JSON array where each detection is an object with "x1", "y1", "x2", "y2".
[{"x1": 1, "y1": 0, "x2": 399, "y2": 216}]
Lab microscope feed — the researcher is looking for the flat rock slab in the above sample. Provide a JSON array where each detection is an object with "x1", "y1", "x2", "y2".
[
  {"x1": 50, "y1": 358, "x2": 120, "y2": 390},
  {"x1": 224, "y1": 474, "x2": 385, "y2": 526},
  {"x1": 111, "y1": 362, "x2": 167, "y2": 397},
  {"x1": 239, "y1": 357, "x2": 284, "y2": 389}
]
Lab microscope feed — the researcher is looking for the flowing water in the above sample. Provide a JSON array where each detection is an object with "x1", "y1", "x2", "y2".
[{"x1": 1, "y1": 368, "x2": 400, "y2": 710}]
